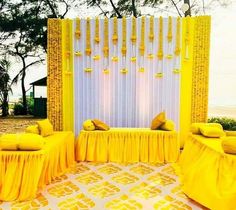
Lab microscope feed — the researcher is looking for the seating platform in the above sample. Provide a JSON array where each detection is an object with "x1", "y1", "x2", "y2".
[
  {"x1": 179, "y1": 134, "x2": 236, "y2": 210},
  {"x1": 76, "y1": 128, "x2": 179, "y2": 163},
  {"x1": 0, "y1": 131, "x2": 75, "y2": 201}
]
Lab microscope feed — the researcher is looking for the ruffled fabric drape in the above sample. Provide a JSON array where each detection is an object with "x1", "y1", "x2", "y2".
[
  {"x1": 76, "y1": 128, "x2": 179, "y2": 163},
  {"x1": 179, "y1": 134, "x2": 236, "y2": 210},
  {"x1": 0, "y1": 131, "x2": 75, "y2": 201}
]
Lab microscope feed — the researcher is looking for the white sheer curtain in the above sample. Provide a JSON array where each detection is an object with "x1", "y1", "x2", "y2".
[{"x1": 74, "y1": 17, "x2": 181, "y2": 135}]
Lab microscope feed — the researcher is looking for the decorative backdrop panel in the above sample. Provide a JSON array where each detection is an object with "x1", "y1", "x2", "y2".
[
  {"x1": 47, "y1": 19, "x2": 63, "y2": 131},
  {"x1": 74, "y1": 17, "x2": 181, "y2": 135}
]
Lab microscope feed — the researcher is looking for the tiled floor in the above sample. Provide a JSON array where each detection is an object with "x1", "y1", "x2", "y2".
[{"x1": 0, "y1": 162, "x2": 206, "y2": 210}]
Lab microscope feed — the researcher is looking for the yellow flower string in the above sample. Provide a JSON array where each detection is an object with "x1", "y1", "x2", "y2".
[
  {"x1": 157, "y1": 16, "x2": 163, "y2": 60},
  {"x1": 103, "y1": 18, "x2": 109, "y2": 73},
  {"x1": 112, "y1": 17, "x2": 118, "y2": 45},
  {"x1": 174, "y1": 17, "x2": 181, "y2": 56},
  {"x1": 93, "y1": 17, "x2": 100, "y2": 60},
  {"x1": 131, "y1": 16, "x2": 136, "y2": 44},
  {"x1": 85, "y1": 17, "x2": 91, "y2": 56},
  {"x1": 167, "y1": 16, "x2": 172, "y2": 43},
  {"x1": 149, "y1": 16, "x2": 154, "y2": 42},
  {"x1": 75, "y1": 18, "x2": 82, "y2": 56},
  {"x1": 148, "y1": 16, "x2": 154, "y2": 59},
  {"x1": 139, "y1": 16, "x2": 145, "y2": 56},
  {"x1": 121, "y1": 17, "x2": 127, "y2": 56},
  {"x1": 94, "y1": 17, "x2": 100, "y2": 44},
  {"x1": 130, "y1": 17, "x2": 137, "y2": 62},
  {"x1": 121, "y1": 17, "x2": 128, "y2": 73},
  {"x1": 185, "y1": 16, "x2": 190, "y2": 59},
  {"x1": 112, "y1": 17, "x2": 118, "y2": 62},
  {"x1": 75, "y1": 18, "x2": 81, "y2": 39},
  {"x1": 103, "y1": 18, "x2": 109, "y2": 58}
]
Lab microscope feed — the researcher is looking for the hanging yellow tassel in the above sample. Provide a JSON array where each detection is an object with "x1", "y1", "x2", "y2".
[
  {"x1": 131, "y1": 16, "x2": 136, "y2": 44},
  {"x1": 175, "y1": 17, "x2": 181, "y2": 56},
  {"x1": 149, "y1": 16, "x2": 154, "y2": 42},
  {"x1": 103, "y1": 17, "x2": 109, "y2": 58},
  {"x1": 75, "y1": 18, "x2": 81, "y2": 39},
  {"x1": 94, "y1": 17, "x2": 100, "y2": 44},
  {"x1": 121, "y1": 17, "x2": 127, "y2": 56},
  {"x1": 157, "y1": 16, "x2": 163, "y2": 60},
  {"x1": 167, "y1": 16, "x2": 173, "y2": 43},
  {"x1": 85, "y1": 17, "x2": 91, "y2": 56},
  {"x1": 139, "y1": 16, "x2": 145, "y2": 56},
  {"x1": 112, "y1": 17, "x2": 118, "y2": 45}
]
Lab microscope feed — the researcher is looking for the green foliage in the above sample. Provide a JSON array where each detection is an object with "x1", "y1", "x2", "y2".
[
  {"x1": 208, "y1": 117, "x2": 236, "y2": 131},
  {"x1": 13, "y1": 97, "x2": 34, "y2": 115},
  {"x1": 13, "y1": 102, "x2": 25, "y2": 115}
]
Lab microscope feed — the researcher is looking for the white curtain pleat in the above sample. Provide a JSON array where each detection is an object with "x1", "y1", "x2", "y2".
[{"x1": 74, "y1": 17, "x2": 181, "y2": 135}]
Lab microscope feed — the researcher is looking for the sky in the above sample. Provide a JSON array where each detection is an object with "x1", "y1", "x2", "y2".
[{"x1": 9, "y1": 0, "x2": 236, "y2": 107}]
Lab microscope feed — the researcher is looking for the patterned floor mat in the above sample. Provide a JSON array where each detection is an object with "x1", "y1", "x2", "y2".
[{"x1": 0, "y1": 162, "x2": 206, "y2": 210}]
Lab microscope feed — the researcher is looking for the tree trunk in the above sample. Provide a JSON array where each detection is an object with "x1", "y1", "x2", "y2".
[
  {"x1": 132, "y1": 0, "x2": 137, "y2": 17},
  {"x1": 2, "y1": 91, "x2": 8, "y2": 117},
  {"x1": 21, "y1": 60, "x2": 27, "y2": 115},
  {"x1": 184, "y1": 0, "x2": 191, "y2": 16}
]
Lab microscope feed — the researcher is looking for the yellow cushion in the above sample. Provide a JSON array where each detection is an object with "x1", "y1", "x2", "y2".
[
  {"x1": 151, "y1": 112, "x2": 166, "y2": 130},
  {"x1": 225, "y1": 131, "x2": 236, "y2": 137},
  {"x1": 0, "y1": 134, "x2": 19, "y2": 151},
  {"x1": 37, "y1": 119, "x2": 54, "y2": 137},
  {"x1": 92, "y1": 119, "x2": 110, "y2": 131},
  {"x1": 160, "y1": 120, "x2": 175, "y2": 131},
  {"x1": 83, "y1": 119, "x2": 95, "y2": 131},
  {"x1": 18, "y1": 133, "x2": 44, "y2": 151},
  {"x1": 221, "y1": 137, "x2": 236, "y2": 154},
  {"x1": 25, "y1": 125, "x2": 39, "y2": 134},
  {"x1": 199, "y1": 126, "x2": 225, "y2": 138},
  {"x1": 191, "y1": 123, "x2": 223, "y2": 134}
]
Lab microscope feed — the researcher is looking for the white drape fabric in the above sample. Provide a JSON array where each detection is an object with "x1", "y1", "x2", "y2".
[{"x1": 74, "y1": 17, "x2": 181, "y2": 135}]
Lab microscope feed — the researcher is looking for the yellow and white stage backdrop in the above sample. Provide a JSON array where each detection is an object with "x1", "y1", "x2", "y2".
[{"x1": 47, "y1": 16, "x2": 211, "y2": 146}]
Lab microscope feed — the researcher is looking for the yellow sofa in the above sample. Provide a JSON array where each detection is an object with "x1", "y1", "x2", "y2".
[
  {"x1": 0, "y1": 131, "x2": 75, "y2": 201},
  {"x1": 76, "y1": 128, "x2": 179, "y2": 163},
  {"x1": 179, "y1": 134, "x2": 236, "y2": 210}
]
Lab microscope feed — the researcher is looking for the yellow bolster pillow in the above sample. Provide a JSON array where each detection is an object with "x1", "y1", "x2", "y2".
[
  {"x1": 37, "y1": 119, "x2": 54, "y2": 137},
  {"x1": 151, "y1": 112, "x2": 166, "y2": 130},
  {"x1": 222, "y1": 137, "x2": 236, "y2": 154},
  {"x1": 199, "y1": 126, "x2": 225, "y2": 138},
  {"x1": 25, "y1": 125, "x2": 40, "y2": 134},
  {"x1": 160, "y1": 120, "x2": 175, "y2": 131},
  {"x1": 191, "y1": 123, "x2": 223, "y2": 134},
  {"x1": 18, "y1": 133, "x2": 44, "y2": 151},
  {"x1": 225, "y1": 130, "x2": 236, "y2": 137},
  {"x1": 0, "y1": 134, "x2": 19, "y2": 151}
]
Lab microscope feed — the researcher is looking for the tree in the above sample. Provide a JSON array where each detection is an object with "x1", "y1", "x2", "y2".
[
  {"x1": 0, "y1": 58, "x2": 11, "y2": 117},
  {"x1": 0, "y1": 0, "x2": 74, "y2": 114}
]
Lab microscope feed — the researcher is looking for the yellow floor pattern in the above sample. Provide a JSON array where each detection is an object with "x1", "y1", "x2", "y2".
[{"x1": 0, "y1": 162, "x2": 206, "y2": 210}]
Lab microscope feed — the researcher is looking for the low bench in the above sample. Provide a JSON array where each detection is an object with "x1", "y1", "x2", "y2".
[
  {"x1": 0, "y1": 131, "x2": 75, "y2": 201},
  {"x1": 75, "y1": 128, "x2": 179, "y2": 163}
]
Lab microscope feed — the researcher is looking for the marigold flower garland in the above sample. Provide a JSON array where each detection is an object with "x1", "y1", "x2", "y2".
[
  {"x1": 155, "y1": 17, "x2": 163, "y2": 78},
  {"x1": 147, "y1": 16, "x2": 154, "y2": 59},
  {"x1": 112, "y1": 17, "x2": 118, "y2": 62},
  {"x1": 130, "y1": 16, "x2": 137, "y2": 62},
  {"x1": 166, "y1": 16, "x2": 173, "y2": 59},
  {"x1": 103, "y1": 18, "x2": 109, "y2": 73},
  {"x1": 75, "y1": 18, "x2": 82, "y2": 56},
  {"x1": 173, "y1": 17, "x2": 181, "y2": 74},
  {"x1": 93, "y1": 17, "x2": 100, "y2": 60},
  {"x1": 139, "y1": 16, "x2": 145, "y2": 72},
  {"x1": 85, "y1": 17, "x2": 92, "y2": 72},
  {"x1": 184, "y1": 16, "x2": 190, "y2": 59},
  {"x1": 121, "y1": 17, "x2": 128, "y2": 73}
]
